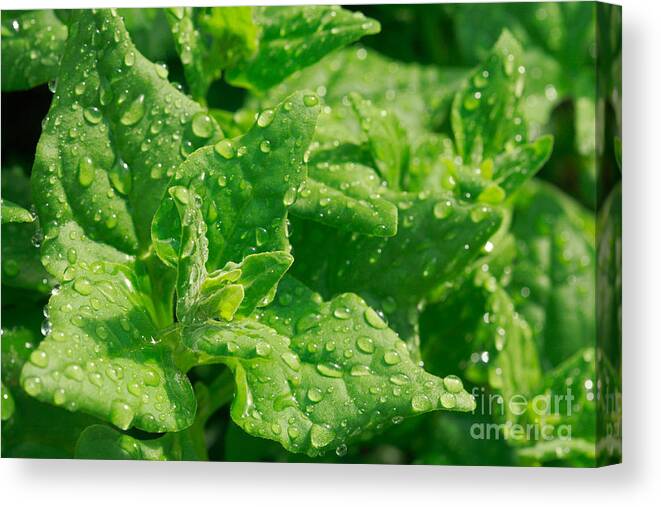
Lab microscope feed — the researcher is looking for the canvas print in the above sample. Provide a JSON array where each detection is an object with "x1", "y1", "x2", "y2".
[{"x1": 1, "y1": 2, "x2": 621, "y2": 467}]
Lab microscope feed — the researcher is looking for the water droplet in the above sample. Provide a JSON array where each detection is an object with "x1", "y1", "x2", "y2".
[
  {"x1": 127, "y1": 382, "x2": 142, "y2": 397},
  {"x1": 110, "y1": 400, "x2": 134, "y2": 430},
  {"x1": 364, "y1": 307, "x2": 387, "y2": 329},
  {"x1": 172, "y1": 186, "x2": 189, "y2": 204},
  {"x1": 356, "y1": 337, "x2": 374, "y2": 354},
  {"x1": 443, "y1": 375, "x2": 463, "y2": 393},
  {"x1": 287, "y1": 425, "x2": 300, "y2": 439},
  {"x1": 255, "y1": 341, "x2": 272, "y2": 357},
  {"x1": 191, "y1": 111, "x2": 213, "y2": 138},
  {"x1": 256, "y1": 109, "x2": 274, "y2": 128},
  {"x1": 303, "y1": 94, "x2": 319, "y2": 107},
  {"x1": 440, "y1": 392, "x2": 457, "y2": 408},
  {"x1": 73, "y1": 277, "x2": 92, "y2": 296},
  {"x1": 307, "y1": 387, "x2": 323, "y2": 403},
  {"x1": 144, "y1": 369, "x2": 160, "y2": 387},
  {"x1": 124, "y1": 50, "x2": 136, "y2": 67},
  {"x1": 109, "y1": 159, "x2": 131, "y2": 195},
  {"x1": 214, "y1": 139, "x2": 235, "y2": 159},
  {"x1": 316, "y1": 363, "x2": 343, "y2": 378},
  {"x1": 281, "y1": 352, "x2": 301, "y2": 371},
  {"x1": 83, "y1": 106, "x2": 102, "y2": 124},
  {"x1": 89, "y1": 372, "x2": 103, "y2": 387},
  {"x1": 120, "y1": 94, "x2": 145, "y2": 126},
  {"x1": 74, "y1": 81, "x2": 86, "y2": 96},
  {"x1": 411, "y1": 393, "x2": 432, "y2": 412},
  {"x1": 64, "y1": 364, "x2": 84, "y2": 381},
  {"x1": 40, "y1": 319, "x2": 52, "y2": 336},
  {"x1": 283, "y1": 186, "x2": 297, "y2": 206},
  {"x1": 350, "y1": 364, "x2": 371, "y2": 377},
  {"x1": 53, "y1": 388, "x2": 67, "y2": 405},
  {"x1": 333, "y1": 307, "x2": 351, "y2": 320},
  {"x1": 30, "y1": 350, "x2": 49, "y2": 368},
  {"x1": 383, "y1": 351, "x2": 401, "y2": 365},
  {"x1": 78, "y1": 157, "x2": 95, "y2": 187},
  {"x1": 23, "y1": 377, "x2": 42, "y2": 396},
  {"x1": 335, "y1": 443, "x2": 348, "y2": 456},
  {"x1": 67, "y1": 247, "x2": 78, "y2": 265},
  {"x1": 259, "y1": 139, "x2": 271, "y2": 153},
  {"x1": 433, "y1": 200, "x2": 453, "y2": 219},
  {"x1": 389, "y1": 373, "x2": 409, "y2": 386},
  {"x1": 310, "y1": 424, "x2": 334, "y2": 448},
  {"x1": 155, "y1": 62, "x2": 169, "y2": 79},
  {"x1": 150, "y1": 162, "x2": 163, "y2": 179},
  {"x1": 255, "y1": 227, "x2": 268, "y2": 246}
]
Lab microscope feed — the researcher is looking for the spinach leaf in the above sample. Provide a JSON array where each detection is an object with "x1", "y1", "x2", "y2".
[
  {"x1": 1, "y1": 10, "x2": 67, "y2": 91},
  {"x1": 226, "y1": 6, "x2": 380, "y2": 91}
]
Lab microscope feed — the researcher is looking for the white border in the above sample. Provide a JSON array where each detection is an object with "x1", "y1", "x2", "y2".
[{"x1": 3, "y1": 1, "x2": 661, "y2": 506}]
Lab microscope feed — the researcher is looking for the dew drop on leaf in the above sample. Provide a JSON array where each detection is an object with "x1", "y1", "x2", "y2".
[
  {"x1": 110, "y1": 400, "x2": 134, "y2": 430},
  {"x1": 356, "y1": 337, "x2": 375, "y2": 354},
  {"x1": 411, "y1": 393, "x2": 432, "y2": 412},
  {"x1": 120, "y1": 94, "x2": 145, "y2": 126},
  {"x1": 30, "y1": 350, "x2": 49, "y2": 368},
  {"x1": 77, "y1": 156, "x2": 95, "y2": 187},
  {"x1": 191, "y1": 111, "x2": 213, "y2": 138},
  {"x1": 214, "y1": 139, "x2": 235, "y2": 159},
  {"x1": 73, "y1": 277, "x2": 92, "y2": 296},
  {"x1": 256, "y1": 109, "x2": 274, "y2": 128},
  {"x1": 364, "y1": 307, "x2": 387, "y2": 329}
]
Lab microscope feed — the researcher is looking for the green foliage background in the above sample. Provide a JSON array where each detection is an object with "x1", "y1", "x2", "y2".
[{"x1": 1, "y1": 3, "x2": 621, "y2": 466}]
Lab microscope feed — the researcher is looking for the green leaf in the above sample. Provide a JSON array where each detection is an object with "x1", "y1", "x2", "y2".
[
  {"x1": 20, "y1": 257, "x2": 196, "y2": 433},
  {"x1": 166, "y1": 7, "x2": 258, "y2": 102},
  {"x1": 1, "y1": 10, "x2": 67, "y2": 91},
  {"x1": 0, "y1": 196, "x2": 53, "y2": 294},
  {"x1": 421, "y1": 263, "x2": 542, "y2": 431},
  {"x1": 485, "y1": 285, "x2": 542, "y2": 431},
  {"x1": 75, "y1": 370, "x2": 235, "y2": 460},
  {"x1": 31, "y1": 8, "x2": 223, "y2": 253},
  {"x1": 349, "y1": 93, "x2": 409, "y2": 190},
  {"x1": 492, "y1": 135, "x2": 553, "y2": 196},
  {"x1": 1, "y1": 219, "x2": 54, "y2": 294},
  {"x1": 452, "y1": 30, "x2": 527, "y2": 164},
  {"x1": 292, "y1": 147, "x2": 398, "y2": 237},
  {"x1": 152, "y1": 185, "x2": 293, "y2": 323},
  {"x1": 517, "y1": 348, "x2": 597, "y2": 466},
  {"x1": 2, "y1": 303, "x2": 98, "y2": 458},
  {"x1": 226, "y1": 6, "x2": 380, "y2": 91},
  {"x1": 152, "y1": 186, "x2": 211, "y2": 324},
  {"x1": 509, "y1": 181, "x2": 595, "y2": 366},
  {"x1": 164, "y1": 91, "x2": 320, "y2": 271},
  {"x1": 180, "y1": 277, "x2": 475, "y2": 457},
  {"x1": 2, "y1": 199, "x2": 34, "y2": 224},
  {"x1": 256, "y1": 46, "x2": 461, "y2": 138},
  {"x1": 74, "y1": 424, "x2": 200, "y2": 460},
  {"x1": 292, "y1": 191, "x2": 502, "y2": 347},
  {"x1": 119, "y1": 8, "x2": 176, "y2": 63}
]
